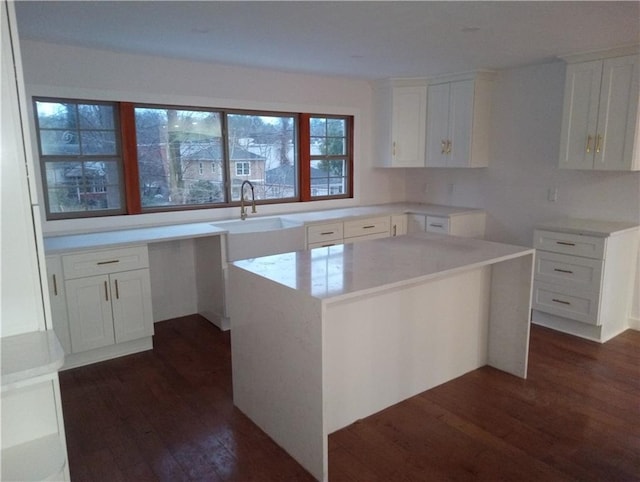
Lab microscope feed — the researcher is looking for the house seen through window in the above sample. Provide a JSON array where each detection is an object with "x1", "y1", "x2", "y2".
[{"x1": 33, "y1": 98, "x2": 352, "y2": 219}]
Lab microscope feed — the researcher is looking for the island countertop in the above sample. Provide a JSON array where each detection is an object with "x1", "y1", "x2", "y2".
[{"x1": 232, "y1": 232, "x2": 534, "y2": 303}]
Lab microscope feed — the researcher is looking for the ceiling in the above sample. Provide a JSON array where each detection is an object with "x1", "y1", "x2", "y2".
[{"x1": 14, "y1": 1, "x2": 640, "y2": 80}]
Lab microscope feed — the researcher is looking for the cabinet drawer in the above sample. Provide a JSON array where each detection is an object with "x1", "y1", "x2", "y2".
[
  {"x1": 343, "y1": 217, "x2": 390, "y2": 239},
  {"x1": 534, "y1": 251, "x2": 603, "y2": 291},
  {"x1": 308, "y1": 240, "x2": 341, "y2": 249},
  {"x1": 533, "y1": 230, "x2": 606, "y2": 259},
  {"x1": 62, "y1": 246, "x2": 149, "y2": 279},
  {"x1": 307, "y1": 223, "x2": 344, "y2": 245},
  {"x1": 425, "y1": 216, "x2": 449, "y2": 234},
  {"x1": 532, "y1": 281, "x2": 600, "y2": 325}
]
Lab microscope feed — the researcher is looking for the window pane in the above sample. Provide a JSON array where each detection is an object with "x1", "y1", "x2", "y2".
[
  {"x1": 327, "y1": 118, "x2": 345, "y2": 137},
  {"x1": 135, "y1": 107, "x2": 225, "y2": 208},
  {"x1": 45, "y1": 160, "x2": 122, "y2": 213},
  {"x1": 79, "y1": 130, "x2": 117, "y2": 155},
  {"x1": 310, "y1": 158, "x2": 347, "y2": 198},
  {"x1": 78, "y1": 104, "x2": 115, "y2": 129},
  {"x1": 310, "y1": 117, "x2": 326, "y2": 136},
  {"x1": 35, "y1": 101, "x2": 77, "y2": 129},
  {"x1": 39, "y1": 129, "x2": 81, "y2": 156},
  {"x1": 228, "y1": 113, "x2": 297, "y2": 201}
]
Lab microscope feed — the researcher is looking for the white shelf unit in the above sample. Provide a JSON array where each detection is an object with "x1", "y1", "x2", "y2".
[{"x1": 1, "y1": 330, "x2": 70, "y2": 481}]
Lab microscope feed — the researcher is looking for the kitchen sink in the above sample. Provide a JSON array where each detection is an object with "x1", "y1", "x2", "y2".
[{"x1": 212, "y1": 216, "x2": 305, "y2": 261}]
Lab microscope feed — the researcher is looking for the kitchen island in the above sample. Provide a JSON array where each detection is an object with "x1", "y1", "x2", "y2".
[{"x1": 228, "y1": 232, "x2": 535, "y2": 481}]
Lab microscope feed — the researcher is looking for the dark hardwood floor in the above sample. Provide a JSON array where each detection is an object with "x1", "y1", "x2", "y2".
[{"x1": 60, "y1": 315, "x2": 640, "y2": 481}]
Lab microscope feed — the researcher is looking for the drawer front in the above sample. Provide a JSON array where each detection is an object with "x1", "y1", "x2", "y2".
[
  {"x1": 534, "y1": 251, "x2": 603, "y2": 291},
  {"x1": 532, "y1": 281, "x2": 600, "y2": 325},
  {"x1": 307, "y1": 223, "x2": 344, "y2": 245},
  {"x1": 308, "y1": 240, "x2": 342, "y2": 249},
  {"x1": 343, "y1": 231, "x2": 390, "y2": 244},
  {"x1": 343, "y1": 216, "x2": 390, "y2": 239},
  {"x1": 425, "y1": 216, "x2": 450, "y2": 234},
  {"x1": 533, "y1": 230, "x2": 606, "y2": 259},
  {"x1": 62, "y1": 246, "x2": 149, "y2": 279}
]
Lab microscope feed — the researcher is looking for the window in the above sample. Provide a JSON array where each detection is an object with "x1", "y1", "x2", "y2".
[
  {"x1": 235, "y1": 162, "x2": 250, "y2": 176},
  {"x1": 134, "y1": 106, "x2": 225, "y2": 209},
  {"x1": 227, "y1": 113, "x2": 297, "y2": 202},
  {"x1": 33, "y1": 98, "x2": 351, "y2": 219},
  {"x1": 34, "y1": 99, "x2": 124, "y2": 218},
  {"x1": 308, "y1": 116, "x2": 351, "y2": 200}
]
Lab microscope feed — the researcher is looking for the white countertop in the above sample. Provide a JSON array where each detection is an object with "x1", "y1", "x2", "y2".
[
  {"x1": 44, "y1": 222, "x2": 228, "y2": 253},
  {"x1": 1, "y1": 330, "x2": 65, "y2": 388},
  {"x1": 43, "y1": 203, "x2": 484, "y2": 253},
  {"x1": 535, "y1": 218, "x2": 640, "y2": 237},
  {"x1": 232, "y1": 232, "x2": 533, "y2": 303}
]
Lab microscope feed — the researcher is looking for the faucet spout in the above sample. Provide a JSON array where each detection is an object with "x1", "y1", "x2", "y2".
[{"x1": 240, "y1": 180, "x2": 257, "y2": 220}]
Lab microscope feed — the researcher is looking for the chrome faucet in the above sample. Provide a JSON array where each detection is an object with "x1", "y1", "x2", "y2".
[{"x1": 240, "y1": 180, "x2": 257, "y2": 220}]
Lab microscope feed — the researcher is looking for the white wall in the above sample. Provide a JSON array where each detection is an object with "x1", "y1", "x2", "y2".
[
  {"x1": 19, "y1": 39, "x2": 406, "y2": 236},
  {"x1": 405, "y1": 61, "x2": 640, "y2": 325}
]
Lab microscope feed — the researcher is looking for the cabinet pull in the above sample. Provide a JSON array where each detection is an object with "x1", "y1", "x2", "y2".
[
  {"x1": 52, "y1": 274, "x2": 58, "y2": 296},
  {"x1": 552, "y1": 298, "x2": 571, "y2": 306},
  {"x1": 556, "y1": 241, "x2": 575, "y2": 246},
  {"x1": 446, "y1": 140, "x2": 452, "y2": 154},
  {"x1": 441, "y1": 140, "x2": 447, "y2": 154},
  {"x1": 393, "y1": 225, "x2": 397, "y2": 237},
  {"x1": 104, "y1": 281, "x2": 109, "y2": 301},
  {"x1": 97, "y1": 259, "x2": 120, "y2": 265},
  {"x1": 322, "y1": 243, "x2": 335, "y2": 247},
  {"x1": 115, "y1": 279, "x2": 120, "y2": 300},
  {"x1": 363, "y1": 225, "x2": 375, "y2": 229},
  {"x1": 430, "y1": 223, "x2": 444, "y2": 228},
  {"x1": 553, "y1": 268, "x2": 574, "y2": 274},
  {"x1": 393, "y1": 141, "x2": 396, "y2": 156},
  {"x1": 320, "y1": 231, "x2": 335, "y2": 236},
  {"x1": 595, "y1": 134, "x2": 602, "y2": 153},
  {"x1": 585, "y1": 135, "x2": 593, "y2": 153}
]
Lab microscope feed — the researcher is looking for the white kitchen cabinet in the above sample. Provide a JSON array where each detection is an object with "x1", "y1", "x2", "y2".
[
  {"x1": 531, "y1": 220, "x2": 639, "y2": 342},
  {"x1": 425, "y1": 73, "x2": 493, "y2": 168},
  {"x1": 391, "y1": 215, "x2": 407, "y2": 237},
  {"x1": 307, "y1": 222, "x2": 344, "y2": 248},
  {"x1": 373, "y1": 79, "x2": 427, "y2": 167},
  {"x1": 45, "y1": 255, "x2": 71, "y2": 354},
  {"x1": 57, "y1": 246, "x2": 154, "y2": 366},
  {"x1": 343, "y1": 216, "x2": 390, "y2": 241},
  {"x1": 559, "y1": 53, "x2": 640, "y2": 171},
  {"x1": 407, "y1": 211, "x2": 486, "y2": 239}
]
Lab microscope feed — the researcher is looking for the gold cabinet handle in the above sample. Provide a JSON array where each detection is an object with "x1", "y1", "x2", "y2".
[
  {"x1": 104, "y1": 281, "x2": 109, "y2": 301},
  {"x1": 586, "y1": 135, "x2": 592, "y2": 153},
  {"x1": 441, "y1": 140, "x2": 447, "y2": 154},
  {"x1": 552, "y1": 298, "x2": 571, "y2": 306},
  {"x1": 52, "y1": 274, "x2": 58, "y2": 296},
  {"x1": 97, "y1": 259, "x2": 119, "y2": 266},
  {"x1": 115, "y1": 279, "x2": 120, "y2": 300},
  {"x1": 595, "y1": 135, "x2": 602, "y2": 153},
  {"x1": 446, "y1": 140, "x2": 452, "y2": 154}
]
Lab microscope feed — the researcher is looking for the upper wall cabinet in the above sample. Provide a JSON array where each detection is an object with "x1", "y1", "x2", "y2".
[
  {"x1": 425, "y1": 72, "x2": 494, "y2": 168},
  {"x1": 373, "y1": 79, "x2": 427, "y2": 168},
  {"x1": 559, "y1": 52, "x2": 640, "y2": 171}
]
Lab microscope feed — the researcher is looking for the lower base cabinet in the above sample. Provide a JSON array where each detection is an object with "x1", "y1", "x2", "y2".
[{"x1": 46, "y1": 246, "x2": 154, "y2": 368}]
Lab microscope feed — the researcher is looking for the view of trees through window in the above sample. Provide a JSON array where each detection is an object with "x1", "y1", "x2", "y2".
[
  {"x1": 33, "y1": 98, "x2": 352, "y2": 219},
  {"x1": 310, "y1": 116, "x2": 349, "y2": 198},
  {"x1": 34, "y1": 100, "x2": 123, "y2": 216}
]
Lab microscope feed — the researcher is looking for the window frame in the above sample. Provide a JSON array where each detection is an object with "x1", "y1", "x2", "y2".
[
  {"x1": 33, "y1": 97, "x2": 127, "y2": 220},
  {"x1": 33, "y1": 97, "x2": 354, "y2": 220}
]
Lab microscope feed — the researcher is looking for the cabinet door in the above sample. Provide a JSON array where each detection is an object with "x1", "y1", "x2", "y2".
[
  {"x1": 595, "y1": 55, "x2": 639, "y2": 170},
  {"x1": 45, "y1": 256, "x2": 71, "y2": 354},
  {"x1": 448, "y1": 80, "x2": 474, "y2": 167},
  {"x1": 425, "y1": 83, "x2": 451, "y2": 167},
  {"x1": 66, "y1": 275, "x2": 115, "y2": 353},
  {"x1": 391, "y1": 215, "x2": 407, "y2": 237},
  {"x1": 392, "y1": 85, "x2": 427, "y2": 167},
  {"x1": 407, "y1": 214, "x2": 426, "y2": 233},
  {"x1": 559, "y1": 60, "x2": 603, "y2": 169},
  {"x1": 111, "y1": 269, "x2": 154, "y2": 344}
]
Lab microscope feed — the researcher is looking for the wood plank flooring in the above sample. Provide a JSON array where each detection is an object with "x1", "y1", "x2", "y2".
[{"x1": 60, "y1": 315, "x2": 640, "y2": 481}]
